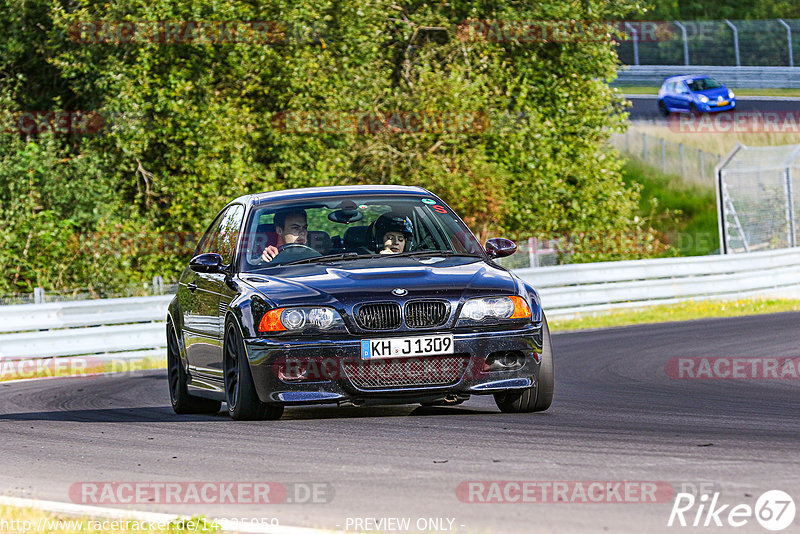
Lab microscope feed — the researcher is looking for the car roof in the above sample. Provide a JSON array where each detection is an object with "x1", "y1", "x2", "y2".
[
  {"x1": 664, "y1": 75, "x2": 711, "y2": 83},
  {"x1": 235, "y1": 185, "x2": 435, "y2": 206}
]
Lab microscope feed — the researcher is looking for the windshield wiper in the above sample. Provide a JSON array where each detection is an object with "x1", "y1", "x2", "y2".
[
  {"x1": 283, "y1": 252, "x2": 376, "y2": 265},
  {"x1": 393, "y1": 250, "x2": 484, "y2": 258}
]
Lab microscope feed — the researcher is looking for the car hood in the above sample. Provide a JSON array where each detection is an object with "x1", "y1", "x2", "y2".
[
  {"x1": 239, "y1": 257, "x2": 519, "y2": 309},
  {"x1": 695, "y1": 86, "x2": 729, "y2": 99}
]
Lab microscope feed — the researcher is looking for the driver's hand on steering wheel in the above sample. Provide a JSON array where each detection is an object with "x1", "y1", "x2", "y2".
[{"x1": 261, "y1": 245, "x2": 280, "y2": 262}]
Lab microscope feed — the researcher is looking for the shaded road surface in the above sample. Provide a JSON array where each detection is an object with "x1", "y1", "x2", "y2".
[
  {"x1": 1, "y1": 312, "x2": 799, "y2": 533},
  {"x1": 627, "y1": 94, "x2": 800, "y2": 121}
]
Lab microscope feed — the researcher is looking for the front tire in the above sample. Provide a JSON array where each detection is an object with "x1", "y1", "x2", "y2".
[
  {"x1": 167, "y1": 322, "x2": 221, "y2": 415},
  {"x1": 658, "y1": 100, "x2": 670, "y2": 117},
  {"x1": 224, "y1": 320, "x2": 284, "y2": 421},
  {"x1": 494, "y1": 314, "x2": 554, "y2": 413}
]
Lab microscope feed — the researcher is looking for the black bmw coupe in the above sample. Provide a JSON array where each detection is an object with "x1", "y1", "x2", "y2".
[{"x1": 167, "y1": 185, "x2": 553, "y2": 420}]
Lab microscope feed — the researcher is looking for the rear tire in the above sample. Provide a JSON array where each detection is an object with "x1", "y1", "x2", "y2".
[
  {"x1": 658, "y1": 100, "x2": 670, "y2": 117},
  {"x1": 494, "y1": 314, "x2": 554, "y2": 413},
  {"x1": 224, "y1": 320, "x2": 284, "y2": 421},
  {"x1": 167, "y1": 322, "x2": 221, "y2": 415}
]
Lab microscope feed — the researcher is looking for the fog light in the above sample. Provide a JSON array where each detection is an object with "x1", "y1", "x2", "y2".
[{"x1": 485, "y1": 351, "x2": 525, "y2": 371}]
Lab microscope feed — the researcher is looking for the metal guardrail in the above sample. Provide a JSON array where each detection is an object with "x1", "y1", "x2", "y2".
[
  {"x1": 614, "y1": 66, "x2": 800, "y2": 89},
  {"x1": 0, "y1": 296, "x2": 171, "y2": 362},
  {"x1": 1, "y1": 247, "x2": 799, "y2": 363},
  {"x1": 516, "y1": 246, "x2": 800, "y2": 316}
]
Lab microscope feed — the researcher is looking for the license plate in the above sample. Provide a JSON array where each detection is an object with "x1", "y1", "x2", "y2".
[
  {"x1": 361, "y1": 334, "x2": 454, "y2": 359},
  {"x1": 715, "y1": 100, "x2": 729, "y2": 106}
]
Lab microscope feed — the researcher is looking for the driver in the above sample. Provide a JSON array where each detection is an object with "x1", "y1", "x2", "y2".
[
  {"x1": 261, "y1": 208, "x2": 308, "y2": 262},
  {"x1": 373, "y1": 213, "x2": 413, "y2": 254}
]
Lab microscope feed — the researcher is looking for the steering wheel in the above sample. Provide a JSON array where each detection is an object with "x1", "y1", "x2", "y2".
[
  {"x1": 270, "y1": 243, "x2": 321, "y2": 263},
  {"x1": 279, "y1": 243, "x2": 316, "y2": 252}
]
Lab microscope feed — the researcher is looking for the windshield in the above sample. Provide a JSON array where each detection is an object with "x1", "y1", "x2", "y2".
[
  {"x1": 686, "y1": 77, "x2": 722, "y2": 92},
  {"x1": 239, "y1": 194, "x2": 485, "y2": 270}
]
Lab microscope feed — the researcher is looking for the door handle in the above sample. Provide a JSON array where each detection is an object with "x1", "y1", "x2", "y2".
[{"x1": 187, "y1": 283, "x2": 198, "y2": 292}]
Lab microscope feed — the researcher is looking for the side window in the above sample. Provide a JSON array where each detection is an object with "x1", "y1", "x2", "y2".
[
  {"x1": 215, "y1": 205, "x2": 245, "y2": 264},
  {"x1": 195, "y1": 207, "x2": 230, "y2": 256},
  {"x1": 194, "y1": 204, "x2": 245, "y2": 264}
]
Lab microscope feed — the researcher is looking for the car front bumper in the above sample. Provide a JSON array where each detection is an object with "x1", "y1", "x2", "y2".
[
  {"x1": 245, "y1": 324, "x2": 543, "y2": 405},
  {"x1": 698, "y1": 99, "x2": 736, "y2": 112}
]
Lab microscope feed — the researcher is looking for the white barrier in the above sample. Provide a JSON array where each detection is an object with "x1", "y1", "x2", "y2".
[
  {"x1": 614, "y1": 66, "x2": 800, "y2": 89},
  {"x1": 1, "y1": 247, "x2": 799, "y2": 362},
  {"x1": 0, "y1": 296, "x2": 171, "y2": 362},
  {"x1": 516, "y1": 247, "x2": 800, "y2": 317}
]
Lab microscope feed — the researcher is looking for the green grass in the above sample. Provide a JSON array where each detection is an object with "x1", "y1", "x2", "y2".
[
  {"x1": 616, "y1": 86, "x2": 800, "y2": 97},
  {"x1": 550, "y1": 297, "x2": 800, "y2": 331},
  {"x1": 621, "y1": 159, "x2": 719, "y2": 256}
]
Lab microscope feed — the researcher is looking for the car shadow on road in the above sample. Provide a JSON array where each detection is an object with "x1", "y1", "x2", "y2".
[
  {"x1": 0, "y1": 404, "x2": 499, "y2": 422},
  {"x1": 283, "y1": 404, "x2": 496, "y2": 420}
]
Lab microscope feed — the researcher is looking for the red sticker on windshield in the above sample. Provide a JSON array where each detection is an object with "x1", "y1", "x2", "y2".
[{"x1": 432, "y1": 205, "x2": 448, "y2": 214}]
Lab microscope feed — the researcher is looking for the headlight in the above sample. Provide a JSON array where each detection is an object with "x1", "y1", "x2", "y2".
[
  {"x1": 698, "y1": 95, "x2": 709, "y2": 103},
  {"x1": 259, "y1": 306, "x2": 344, "y2": 333},
  {"x1": 728, "y1": 90, "x2": 735, "y2": 99},
  {"x1": 457, "y1": 296, "x2": 531, "y2": 324}
]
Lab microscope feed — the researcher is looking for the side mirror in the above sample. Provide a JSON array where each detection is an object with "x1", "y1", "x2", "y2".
[
  {"x1": 485, "y1": 238, "x2": 517, "y2": 259},
  {"x1": 189, "y1": 253, "x2": 225, "y2": 273}
]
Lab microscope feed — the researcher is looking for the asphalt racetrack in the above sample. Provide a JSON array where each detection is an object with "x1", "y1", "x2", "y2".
[
  {"x1": 626, "y1": 94, "x2": 800, "y2": 121},
  {"x1": 1, "y1": 312, "x2": 798, "y2": 533}
]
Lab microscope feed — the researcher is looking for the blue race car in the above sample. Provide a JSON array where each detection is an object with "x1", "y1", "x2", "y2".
[{"x1": 657, "y1": 75, "x2": 736, "y2": 116}]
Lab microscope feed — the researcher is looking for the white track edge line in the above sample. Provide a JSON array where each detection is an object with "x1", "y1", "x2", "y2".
[{"x1": 0, "y1": 496, "x2": 334, "y2": 534}]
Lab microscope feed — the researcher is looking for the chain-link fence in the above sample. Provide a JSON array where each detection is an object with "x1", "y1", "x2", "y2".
[
  {"x1": 0, "y1": 276, "x2": 177, "y2": 306},
  {"x1": 718, "y1": 144, "x2": 800, "y2": 253},
  {"x1": 617, "y1": 19, "x2": 800, "y2": 67},
  {"x1": 610, "y1": 130, "x2": 722, "y2": 186}
]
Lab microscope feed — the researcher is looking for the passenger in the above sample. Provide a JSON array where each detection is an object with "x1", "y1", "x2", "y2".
[
  {"x1": 261, "y1": 208, "x2": 308, "y2": 262},
  {"x1": 373, "y1": 213, "x2": 413, "y2": 254}
]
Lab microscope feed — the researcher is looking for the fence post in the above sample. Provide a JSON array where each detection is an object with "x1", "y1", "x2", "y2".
[
  {"x1": 699, "y1": 149, "x2": 705, "y2": 181},
  {"x1": 152, "y1": 276, "x2": 164, "y2": 295},
  {"x1": 661, "y1": 138, "x2": 667, "y2": 172},
  {"x1": 785, "y1": 167, "x2": 797, "y2": 247},
  {"x1": 724, "y1": 20, "x2": 740, "y2": 67},
  {"x1": 674, "y1": 21, "x2": 690, "y2": 66},
  {"x1": 779, "y1": 19, "x2": 794, "y2": 68},
  {"x1": 33, "y1": 287, "x2": 45, "y2": 304},
  {"x1": 528, "y1": 237, "x2": 537, "y2": 268},
  {"x1": 679, "y1": 143, "x2": 685, "y2": 179},
  {"x1": 625, "y1": 130, "x2": 630, "y2": 152},
  {"x1": 625, "y1": 22, "x2": 640, "y2": 66},
  {"x1": 642, "y1": 133, "x2": 647, "y2": 160}
]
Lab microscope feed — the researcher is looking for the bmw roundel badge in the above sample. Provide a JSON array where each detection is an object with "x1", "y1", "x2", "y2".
[{"x1": 392, "y1": 288, "x2": 408, "y2": 296}]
